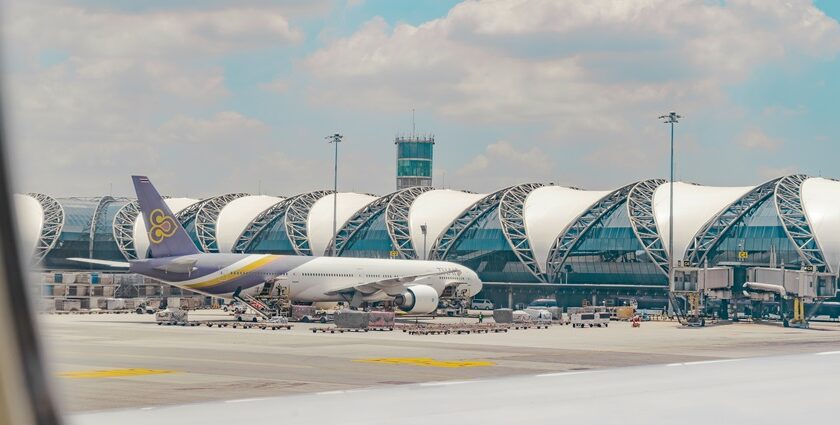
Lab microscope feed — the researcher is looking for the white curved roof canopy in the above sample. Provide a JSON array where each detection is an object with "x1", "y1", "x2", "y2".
[
  {"x1": 801, "y1": 177, "x2": 840, "y2": 273},
  {"x1": 523, "y1": 186, "x2": 610, "y2": 273},
  {"x1": 216, "y1": 195, "x2": 283, "y2": 253},
  {"x1": 133, "y1": 198, "x2": 199, "y2": 259},
  {"x1": 409, "y1": 190, "x2": 486, "y2": 260},
  {"x1": 308, "y1": 193, "x2": 379, "y2": 256},
  {"x1": 653, "y1": 182, "x2": 754, "y2": 263},
  {"x1": 14, "y1": 194, "x2": 44, "y2": 258}
]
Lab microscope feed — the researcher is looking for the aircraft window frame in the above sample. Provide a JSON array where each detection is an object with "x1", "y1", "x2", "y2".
[{"x1": 0, "y1": 89, "x2": 62, "y2": 423}]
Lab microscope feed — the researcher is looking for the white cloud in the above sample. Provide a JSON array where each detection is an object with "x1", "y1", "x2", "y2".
[
  {"x1": 738, "y1": 129, "x2": 784, "y2": 151},
  {"x1": 4, "y1": 3, "x2": 303, "y2": 58},
  {"x1": 759, "y1": 165, "x2": 799, "y2": 180},
  {"x1": 2, "y1": 1, "x2": 307, "y2": 195},
  {"x1": 454, "y1": 141, "x2": 554, "y2": 190},
  {"x1": 303, "y1": 0, "x2": 840, "y2": 186},
  {"x1": 305, "y1": 0, "x2": 840, "y2": 126},
  {"x1": 259, "y1": 79, "x2": 290, "y2": 93}
]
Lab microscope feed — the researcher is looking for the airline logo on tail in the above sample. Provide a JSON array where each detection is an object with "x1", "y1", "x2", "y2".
[{"x1": 148, "y1": 208, "x2": 178, "y2": 244}]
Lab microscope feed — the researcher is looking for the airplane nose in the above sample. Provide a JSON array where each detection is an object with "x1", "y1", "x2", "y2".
[{"x1": 466, "y1": 269, "x2": 482, "y2": 295}]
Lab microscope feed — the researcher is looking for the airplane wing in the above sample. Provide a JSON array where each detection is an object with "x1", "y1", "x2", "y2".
[
  {"x1": 67, "y1": 256, "x2": 197, "y2": 274},
  {"x1": 67, "y1": 258, "x2": 130, "y2": 268},
  {"x1": 152, "y1": 257, "x2": 198, "y2": 274},
  {"x1": 325, "y1": 269, "x2": 461, "y2": 296},
  {"x1": 71, "y1": 352, "x2": 840, "y2": 425}
]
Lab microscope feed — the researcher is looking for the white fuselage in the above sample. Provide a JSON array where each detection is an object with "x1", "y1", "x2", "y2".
[
  {"x1": 285, "y1": 257, "x2": 481, "y2": 302},
  {"x1": 148, "y1": 253, "x2": 482, "y2": 304}
]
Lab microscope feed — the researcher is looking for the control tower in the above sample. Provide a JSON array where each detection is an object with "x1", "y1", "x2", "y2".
[{"x1": 395, "y1": 134, "x2": 434, "y2": 190}]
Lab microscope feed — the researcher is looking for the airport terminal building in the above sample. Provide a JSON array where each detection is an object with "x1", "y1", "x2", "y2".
[{"x1": 14, "y1": 174, "x2": 840, "y2": 306}]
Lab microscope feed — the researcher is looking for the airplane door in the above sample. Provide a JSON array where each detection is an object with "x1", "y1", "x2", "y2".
[
  {"x1": 275, "y1": 274, "x2": 291, "y2": 297},
  {"x1": 355, "y1": 267, "x2": 364, "y2": 284}
]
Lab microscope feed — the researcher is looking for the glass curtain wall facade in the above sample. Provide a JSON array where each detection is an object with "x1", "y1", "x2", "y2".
[
  {"x1": 44, "y1": 198, "x2": 100, "y2": 269},
  {"x1": 91, "y1": 199, "x2": 129, "y2": 262},
  {"x1": 706, "y1": 197, "x2": 801, "y2": 268},
  {"x1": 340, "y1": 210, "x2": 394, "y2": 259},
  {"x1": 247, "y1": 214, "x2": 296, "y2": 254},
  {"x1": 443, "y1": 205, "x2": 540, "y2": 283},
  {"x1": 180, "y1": 217, "x2": 202, "y2": 252},
  {"x1": 555, "y1": 202, "x2": 666, "y2": 286}
]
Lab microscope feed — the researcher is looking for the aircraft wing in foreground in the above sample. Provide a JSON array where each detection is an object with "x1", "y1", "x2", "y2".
[{"x1": 71, "y1": 351, "x2": 840, "y2": 425}]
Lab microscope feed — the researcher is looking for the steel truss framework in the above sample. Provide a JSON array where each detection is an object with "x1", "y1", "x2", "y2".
[
  {"x1": 626, "y1": 179, "x2": 669, "y2": 276},
  {"x1": 386, "y1": 186, "x2": 435, "y2": 259},
  {"x1": 195, "y1": 193, "x2": 249, "y2": 253},
  {"x1": 775, "y1": 174, "x2": 830, "y2": 271},
  {"x1": 499, "y1": 183, "x2": 547, "y2": 282},
  {"x1": 685, "y1": 178, "x2": 781, "y2": 267},
  {"x1": 284, "y1": 190, "x2": 333, "y2": 256},
  {"x1": 326, "y1": 192, "x2": 396, "y2": 257},
  {"x1": 87, "y1": 196, "x2": 117, "y2": 259},
  {"x1": 545, "y1": 183, "x2": 636, "y2": 282},
  {"x1": 112, "y1": 200, "x2": 140, "y2": 260},
  {"x1": 174, "y1": 199, "x2": 205, "y2": 228},
  {"x1": 429, "y1": 188, "x2": 510, "y2": 261},
  {"x1": 233, "y1": 196, "x2": 298, "y2": 253},
  {"x1": 28, "y1": 193, "x2": 65, "y2": 265}
]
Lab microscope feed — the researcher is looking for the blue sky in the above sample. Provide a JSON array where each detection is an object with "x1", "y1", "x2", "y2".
[{"x1": 3, "y1": 0, "x2": 840, "y2": 196}]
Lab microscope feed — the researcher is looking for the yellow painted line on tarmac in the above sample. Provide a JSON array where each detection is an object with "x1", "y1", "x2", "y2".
[
  {"x1": 354, "y1": 358, "x2": 495, "y2": 368},
  {"x1": 57, "y1": 368, "x2": 178, "y2": 379},
  {"x1": 59, "y1": 350, "x2": 314, "y2": 369}
]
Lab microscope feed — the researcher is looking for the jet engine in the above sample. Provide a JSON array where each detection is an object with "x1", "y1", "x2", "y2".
[{"x1": 393, "y1": 285, "x2": 439, "y2": 314}]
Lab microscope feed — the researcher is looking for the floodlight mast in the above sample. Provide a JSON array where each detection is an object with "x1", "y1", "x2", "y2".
[
  {"x1": 658, "y1": 112, "x2": 681, "y2": 295},
  {"x1": 326, "y1": 133, "x2": 343, "y2": 256}
]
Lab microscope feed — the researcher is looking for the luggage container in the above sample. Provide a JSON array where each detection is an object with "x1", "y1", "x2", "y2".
[
  {"x1": 493, "y1": 308, "x2": 514, "y2": 324},
  {"x1": 156, "y1": 308, "x2": 189, "y2": 325},
  {"x1": 291, "y1": 305, "x2": 318, "y2": 322},
  {"x1": 512, "y1": 310, "x2": 532, "y2": 323},
  {"x1": 55, "y1": 299, "x2": 81, "y2": 312},
  {"x1": 105, "y1": 299, "x2": 126, "y2": 310},
  {"x1": 368, "y1": 311, "x2": 395, "y2": 329},
  {"x1": 334, "y1": 310, "x2": 369, "y2": 329}
]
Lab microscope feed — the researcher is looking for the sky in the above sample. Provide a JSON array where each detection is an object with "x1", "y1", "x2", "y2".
[{"x1": 2, "y1": 0, "x2": 840, "y2": 198}]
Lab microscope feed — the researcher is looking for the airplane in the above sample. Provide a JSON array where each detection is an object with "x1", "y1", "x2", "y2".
[{"x1": 71, "y1": 176, "x2": 482, "y2": 314}]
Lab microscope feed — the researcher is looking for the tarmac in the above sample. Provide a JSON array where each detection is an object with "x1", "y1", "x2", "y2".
[{"x1": 38, "y1": 310, "x2": 840, "y2": 413}]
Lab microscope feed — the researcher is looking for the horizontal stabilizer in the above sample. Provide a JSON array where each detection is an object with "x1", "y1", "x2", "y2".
[
  {"x1": 67, "y1": 258, "x2": 130, "y2": 268},
  {"x1": 153, "y1": 257, "x2": 198, "y2": 274}
]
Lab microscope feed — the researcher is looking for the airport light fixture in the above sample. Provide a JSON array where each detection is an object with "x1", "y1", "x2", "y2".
[
  {"x1": 421, "y1": 223, "x2": 428, "y2": 260},
  {"x1": 658, "y1": 111, "x2": 681, "y2": 292},
  {"x1": 326, "y1": 133, "x2": 343, "y2": 256}
]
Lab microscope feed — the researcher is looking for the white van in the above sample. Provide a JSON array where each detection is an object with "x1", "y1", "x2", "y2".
[{"x1": 470, "y1": 299, "x2": 494, "y2": 310}]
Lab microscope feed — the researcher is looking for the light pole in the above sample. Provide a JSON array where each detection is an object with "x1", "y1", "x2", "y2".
[
  {"x1": 658, "y1": 112, "x2": 681, "y2": 293},
  {"x1": 326, "y1": 133, "x2": 343, "y2": 256},
  {"x1": 420, "y1": 224, "x2": 428, "y2": 260}
]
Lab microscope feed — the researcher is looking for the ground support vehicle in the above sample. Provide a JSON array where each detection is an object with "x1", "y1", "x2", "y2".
[{"x1": 155, "y1": 308, "x2": 189, "y2": 326}]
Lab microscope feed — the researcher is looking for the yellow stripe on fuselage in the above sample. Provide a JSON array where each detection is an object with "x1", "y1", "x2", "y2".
[{"x1": 185, "y1": 255, "x2": 278, "y2": 290}]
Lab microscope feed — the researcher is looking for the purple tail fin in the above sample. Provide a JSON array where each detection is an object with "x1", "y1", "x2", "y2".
[{"x1": 132, "y1": 175, "x2": 200, "y2": 258}]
